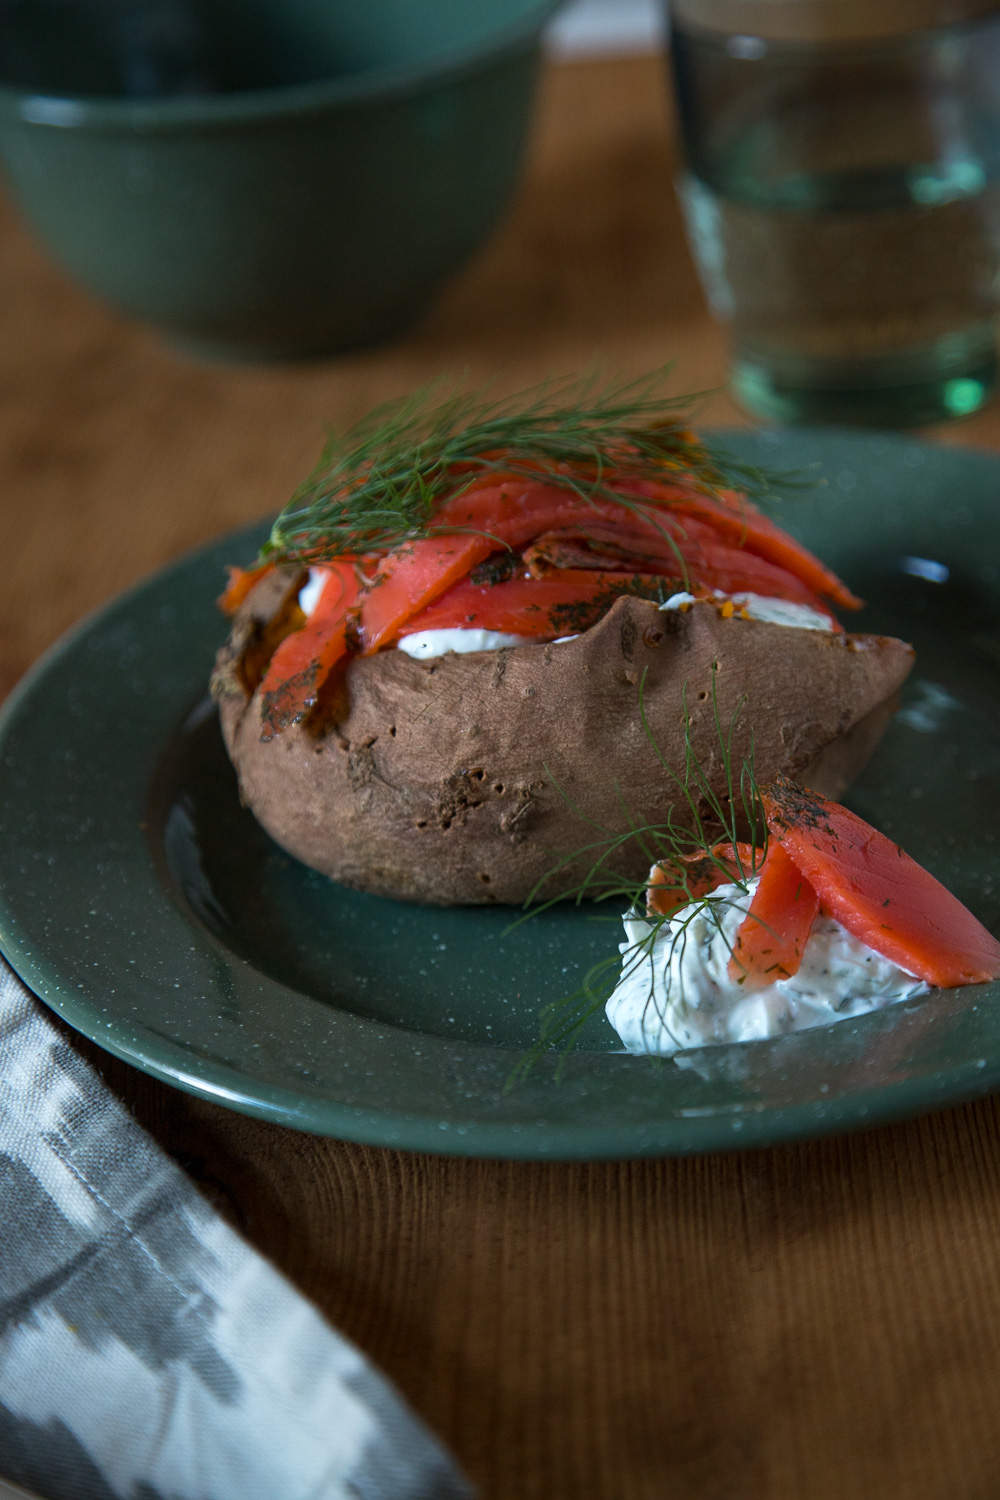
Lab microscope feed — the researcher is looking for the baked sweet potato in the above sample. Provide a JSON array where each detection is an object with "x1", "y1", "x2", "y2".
[{"x1": 212, "y1": 569, "x2": 914, "y2": 905}]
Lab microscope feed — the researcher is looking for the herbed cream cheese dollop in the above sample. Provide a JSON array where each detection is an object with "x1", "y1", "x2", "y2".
[{"x1": 606, "y1": 879, "x2": 927, "y2": 1056}]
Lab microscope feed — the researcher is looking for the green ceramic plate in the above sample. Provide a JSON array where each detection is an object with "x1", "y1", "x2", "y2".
[{"x1": 1, "y1": 428, "x2": 999, "y2": 1157}]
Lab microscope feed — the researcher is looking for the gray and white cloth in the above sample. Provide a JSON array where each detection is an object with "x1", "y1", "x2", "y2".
[{"x1": 0, "y1": 957, "x2": 473, "y2": 1500}]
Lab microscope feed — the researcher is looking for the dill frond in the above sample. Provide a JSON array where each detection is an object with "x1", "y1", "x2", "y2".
[
  {"x1": 509, "y1": 668, "x2": 770, "y2": 1084},
  {"x1": 258, "y1": 369, "x2": 804, "y2": 566}
]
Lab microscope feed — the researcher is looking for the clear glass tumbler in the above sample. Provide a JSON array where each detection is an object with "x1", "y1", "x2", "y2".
[{"x1": 670, "y1": 0, "x2": 1000, "y2": 425}]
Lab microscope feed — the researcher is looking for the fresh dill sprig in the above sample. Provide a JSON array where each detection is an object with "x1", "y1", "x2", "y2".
[
  {"x1": 258, "y1": 369, "x2": 802, "y2": 566},
  {"x1": 506, "y1": 666, "x2": 769, "y2": 1085}
]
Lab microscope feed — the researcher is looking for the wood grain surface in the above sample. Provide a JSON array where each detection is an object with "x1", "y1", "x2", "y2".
[{"x1": 5, "y1": 54, "x2": 1000, "y2": 1499}]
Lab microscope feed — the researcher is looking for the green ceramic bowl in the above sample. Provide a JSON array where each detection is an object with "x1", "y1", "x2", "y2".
[{"x1": 0, "y1": 0, "x2": 556, "y2": 358}]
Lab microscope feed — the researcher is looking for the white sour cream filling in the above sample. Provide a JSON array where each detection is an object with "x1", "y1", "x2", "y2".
[
  {"x1": 660, "y1": 591, "x2": 834, "y2": 632},
  {"x1": 297, "y1": 567, "x2": 327, "y2": 617},
  {"x1": 397, "y1": 628, "x2": 538, "y2": 658},
  {"x1": 606, "y1": 878, "x2": 927, "y2": 1056},
  {"x1": 728, "y1": 593, "x2": 834, "y2": 632}
]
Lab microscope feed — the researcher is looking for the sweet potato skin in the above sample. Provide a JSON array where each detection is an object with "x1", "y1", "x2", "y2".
[{"x1": 213, "y1": 577, "x2": 914, "y2": 905}]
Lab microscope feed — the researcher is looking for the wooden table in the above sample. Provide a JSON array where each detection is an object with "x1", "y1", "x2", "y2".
[{"x1": 5, "y1": 55, "x2": 1000, "y2": 1500}]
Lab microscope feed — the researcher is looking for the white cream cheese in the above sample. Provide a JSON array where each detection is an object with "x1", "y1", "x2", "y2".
[
  {"x1": 297, "y1": 567, "x2": 327, "y2": 617},
  {"x1": 727, "y1": 593, "x2": 834, "y2": 632},
  {"x1": 606, "y1": 879, "x2": 927, "y2": 1056},
  {"x1": 660, "y1": 591, "x2": 833, "y2": 632},
  {"x1": 397, "y1": 628, "x2": 539, "y2": 658},
  {"x1": 660, "y1": 590, "x2": 699, "y2": 611}
]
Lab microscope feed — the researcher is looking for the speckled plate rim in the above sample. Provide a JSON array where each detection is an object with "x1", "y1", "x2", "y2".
[{"x1": 2, "y1": 427, "x2": 1000, "y2": 1159}]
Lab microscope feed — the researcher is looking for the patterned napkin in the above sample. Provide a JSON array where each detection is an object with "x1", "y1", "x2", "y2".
[{"x1": 0, "y1": 957, "x2": 473, "y2": 1500}]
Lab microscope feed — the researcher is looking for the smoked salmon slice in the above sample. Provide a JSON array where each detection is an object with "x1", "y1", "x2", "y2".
[
  {"x1": 516, "y1": 521, "x2": 839, "y2": 624},
  {"x1": 621, "y1": 479, "x2": 862, "y2": 611},
  {"x1": 647, "y1": 843, "x2": 758, "y2": 917},
  {"x1": 762, "y1": 777, "x2": 1000, "y2": 988},
  {"x1": 259, "y1": 560, "x2": 360, "y2": 737},
  {"x1": 676, "y1": 491, "x2": 862, "y2": 612},
  {"x1": 727, "y1": 841, "x2": 820, "y2": 985},
  {"x1": 357, "y1": 534, "x2": 496, "y2": 654},
  {"x1": 219, "y1": 562, "x2": 275, "y2": 614},
  {"x1": 398, "y1": 570, "x2": 695, "y2": 639}
]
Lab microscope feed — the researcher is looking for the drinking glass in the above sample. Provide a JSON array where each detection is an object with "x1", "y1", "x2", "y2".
[{"x1": 670, "y1": 0, "x2": 1000, "y2": 425}]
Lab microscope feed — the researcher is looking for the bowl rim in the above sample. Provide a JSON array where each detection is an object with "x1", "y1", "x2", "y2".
[{"x1": 0, "y1": 0, "x2": 560, "y2": 132}]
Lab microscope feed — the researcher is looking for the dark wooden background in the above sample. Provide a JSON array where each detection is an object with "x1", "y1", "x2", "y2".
[{"x1": 5, "y1": 55, "x2": 1000, "y2": 1499}]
